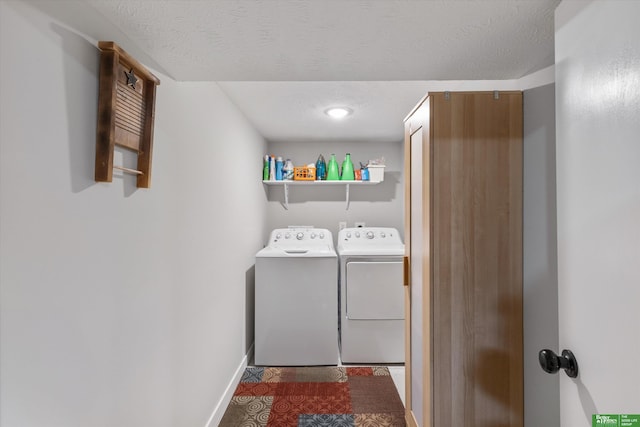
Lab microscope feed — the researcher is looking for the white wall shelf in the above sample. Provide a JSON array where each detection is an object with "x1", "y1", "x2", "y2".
[{"x1": 263, "y1": 180, "x2": 380, "y2": 210}]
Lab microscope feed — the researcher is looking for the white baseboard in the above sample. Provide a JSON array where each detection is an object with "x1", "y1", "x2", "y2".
[{"x1": 205, "y1": 344, "x2": 254, "y2": 427}]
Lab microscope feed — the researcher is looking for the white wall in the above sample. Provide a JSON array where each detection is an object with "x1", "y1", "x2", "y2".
[
  {"x1": 0, "y1": 2, "x2": 267, "y2": 427},
  {"x1": 555, "y1": 0, "x2": 640, "y2": 425},
  {"x1": 265, "y1": 141, "x2": 404, "y2": 244}
]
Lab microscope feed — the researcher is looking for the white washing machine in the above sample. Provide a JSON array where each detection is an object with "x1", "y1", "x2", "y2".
[
  {"x1": 255, "y1": 227, "x2": 338, "y2": 366},
  {"x1": 338, "y1": 227, "x2": 405, "y2": 364}
]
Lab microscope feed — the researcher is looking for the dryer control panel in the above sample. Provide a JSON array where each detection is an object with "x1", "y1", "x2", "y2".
[
  {"x1": 337, "y1": 227, "x2": 404, "y2": 255},
  {"x1": 339, "y1": 227, "x2": 401, "y2": 242}
]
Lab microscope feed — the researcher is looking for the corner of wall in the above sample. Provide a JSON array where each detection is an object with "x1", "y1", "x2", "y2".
[
  {"x1": 519, "y1": 65, "x2": 555, "y2": 91},
  {"x1": 205, "y1": 345, "x2": 253, "y2": 427}
]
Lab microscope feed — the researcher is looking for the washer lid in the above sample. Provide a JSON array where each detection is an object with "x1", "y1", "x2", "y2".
[
  {"x1": 256, "y1": 245, "x2": 337, "y2": 258},
  {"x1": 337, "y1": 227, "x2": 404, "y2": 256}
]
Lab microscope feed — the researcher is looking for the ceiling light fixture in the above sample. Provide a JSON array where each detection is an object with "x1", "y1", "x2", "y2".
[{"x1": 325, "y1": 107, "x2": 352, "y2": 119}]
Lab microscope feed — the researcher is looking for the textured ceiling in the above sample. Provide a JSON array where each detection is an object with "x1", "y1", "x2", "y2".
[
  {"x1": 26, "y1": 0, "x2": 560, "y2": 142},
  {"x1": 85, "y1": 0, "x2": 559, "y2": 81}
]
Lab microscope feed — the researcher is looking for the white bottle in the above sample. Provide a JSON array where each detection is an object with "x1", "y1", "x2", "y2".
[
  {"x1": 283, "y1": 159, "x2": 294, "y2": 180},
  {"x1": 269, "y1": 155, "x2": 275, "y2": 181}
]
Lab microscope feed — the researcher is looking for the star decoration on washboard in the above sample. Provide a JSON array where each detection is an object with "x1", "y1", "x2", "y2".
[{"x1": 124, "y1": 68, "x2": 137, "y2": 89}]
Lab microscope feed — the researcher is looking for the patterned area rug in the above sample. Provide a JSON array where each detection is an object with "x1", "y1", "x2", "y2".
[{"x1": 219, "y1": 366, "x2": 406, "y2": 427}]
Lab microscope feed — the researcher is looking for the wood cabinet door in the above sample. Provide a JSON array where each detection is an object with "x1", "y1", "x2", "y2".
[
  {"x1": 404, "y1": 91, "x2": 523, "y2": 427},
  {"x1": 430, "y1": 91, "x2": 523, "y2": 427}
]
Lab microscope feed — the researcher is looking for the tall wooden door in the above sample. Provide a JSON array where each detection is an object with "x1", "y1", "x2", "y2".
[
  {"x1": 404, "y1": 95, "x2": 432, "y2": 427},
  {"x1": 404, "y1": 91, "x2": 523, "y2": 427}
]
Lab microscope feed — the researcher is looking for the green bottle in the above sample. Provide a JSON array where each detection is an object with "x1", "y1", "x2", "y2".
[
  {"x1": 263, "y1": 155, "x2": 269, "y2": 181},
  {"x1": 340, "y1": 153, "x2": 355, "y2": 180},
  {"x1": 327, "y1": 153, "x2": 340, "y2": 180}
]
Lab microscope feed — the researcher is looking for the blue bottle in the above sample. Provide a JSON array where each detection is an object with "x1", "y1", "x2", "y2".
[
  {"x1": 361, "y1": 167, "x2": 369, "y2": 181},
  {"x1": 315, "y1": 154, "x2": 326, "y2": 180},
  {"x1": 275, "y1": 156, "x2": 284, "y2": 180}
]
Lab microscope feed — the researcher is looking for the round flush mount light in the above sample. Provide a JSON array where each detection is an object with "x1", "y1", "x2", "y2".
[{"x1": 325, "y1": 107, "x2": 353, "y2": 119}]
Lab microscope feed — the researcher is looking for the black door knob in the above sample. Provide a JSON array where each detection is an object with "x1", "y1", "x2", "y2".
[{"x1": 538, "y1": 349, "x2": 579, "y2": 378}]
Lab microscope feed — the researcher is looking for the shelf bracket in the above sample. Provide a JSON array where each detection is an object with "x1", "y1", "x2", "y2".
[
  {"x1": 282, "y1": 183, "x2": 289, "y2": 210},
  {"x1": 345, "y1": 184, "x2": 350, "y2": 210}
]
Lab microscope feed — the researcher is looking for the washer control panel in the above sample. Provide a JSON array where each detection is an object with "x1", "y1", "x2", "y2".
[{"x1": 268, "y1": 227, "x2": 331, "y2": 247}]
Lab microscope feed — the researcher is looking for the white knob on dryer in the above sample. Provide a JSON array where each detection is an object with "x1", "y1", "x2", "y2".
[
  {"x1": 310, "y1": 232, "x2": 317, "y2": 239},
  {"x1": 296, "y1": 232, "x2": 304, "y2": 240},
  {"x1": 366, "y1": 231, "x2": 374, "y2": 239}
]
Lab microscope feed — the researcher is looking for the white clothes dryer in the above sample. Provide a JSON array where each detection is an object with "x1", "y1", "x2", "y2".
[
  {"x1": 255, "y1": 227, "x2": 338, "y2": 366},
  {"x1": 337, "y1": 227, "x2": 405, "y2": 364}
]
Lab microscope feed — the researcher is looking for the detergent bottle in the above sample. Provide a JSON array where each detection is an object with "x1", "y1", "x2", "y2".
[
  {"x1": 275, "y1": 156, "x2": 284, "y2": 180},
  {"x1": 326, "y1": 154, "x2": 340, "y2": 180},
  {"x1": 315, "y1": 154, "x2": 327, "y2": 180},
  {"x1": 340, "y1": 153, "x2": 355, "y2": 180}
]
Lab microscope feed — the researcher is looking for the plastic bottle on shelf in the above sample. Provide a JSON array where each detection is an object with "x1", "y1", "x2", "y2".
[
  {"x1": 340, "y1": 153, "x2": 355, "y2": 180},
  {"x1": 263, "y1": 155, "x2": 269, "y2": 181},
  {"x1": 315, "y1": 154, "x2": 327, "y2": 181},
  {"x1": 275, "y1": 156, "x2": 284, "y2": 180},
  {"x1": 326, "y1": 154, "x2": 340, "y2": 180},
  {"x1": 360, "y1": 162, "x2": 369, "y2": 181},
  {"x1": 269, "y1": 155, "x2": 275, "y2": 181},
  {"x1": 283, "y1": 159, "x2": 294, "y2": 180}
]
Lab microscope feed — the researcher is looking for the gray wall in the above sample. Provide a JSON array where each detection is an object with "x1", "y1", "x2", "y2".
[
  {"x1": 0, "y1": 3, "x2": 267, "y2": 426},
  {"x1": 264, "y1": 140, "x2": 404, "y2": 246},
  {"x1": 523, "y1": 84, "x2": 559, "y2": 426}
]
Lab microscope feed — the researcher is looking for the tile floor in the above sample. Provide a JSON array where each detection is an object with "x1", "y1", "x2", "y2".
[
  {"x1": 386, "y1": 365, "x2": 405, "y2": 406},
  {"x1": 338, "y1": 362, "x2": 405, "y2": 406}
]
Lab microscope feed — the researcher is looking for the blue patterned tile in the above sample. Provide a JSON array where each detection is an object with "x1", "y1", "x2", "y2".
[
  {"x1": 241, "y1": 367, "x2": 264, "y2": 383},
  {"x1": 298, "y1": 413, "x2": 355, "y2": 426}
]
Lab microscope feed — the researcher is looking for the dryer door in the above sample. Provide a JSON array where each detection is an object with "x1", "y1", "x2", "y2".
[{"x1": 346, "y1": 260, "x2": 404, "y2": 319}]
